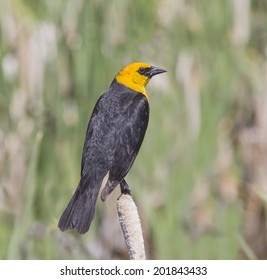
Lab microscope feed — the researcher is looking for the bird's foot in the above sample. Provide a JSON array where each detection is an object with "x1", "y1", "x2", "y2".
[{"x1": 119, "y1": 179, "x2": 132, "y2": 197}]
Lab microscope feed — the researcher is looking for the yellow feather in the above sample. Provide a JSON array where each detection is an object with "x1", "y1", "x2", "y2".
[{"x1": 115, "y1": 62, "x2": 151, "y2": 99}]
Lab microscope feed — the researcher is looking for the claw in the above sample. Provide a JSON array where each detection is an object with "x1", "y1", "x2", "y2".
[{"x1": 120, "y1": 179, "x2": 132, "y2": 196}]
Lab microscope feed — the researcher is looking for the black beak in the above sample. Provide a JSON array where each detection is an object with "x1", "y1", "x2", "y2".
[{"x1": 148, "y1": 66, "x2": 167, "y2": 78}]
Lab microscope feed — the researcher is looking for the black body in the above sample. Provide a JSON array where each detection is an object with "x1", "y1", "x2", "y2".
[{"x1": 58, "y1": 79, "x2": 149, "y2": 234}]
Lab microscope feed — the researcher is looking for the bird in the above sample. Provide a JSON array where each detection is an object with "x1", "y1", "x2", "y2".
[{"x1": 58, "y1": 62, "x2": 166, "y2": 234}]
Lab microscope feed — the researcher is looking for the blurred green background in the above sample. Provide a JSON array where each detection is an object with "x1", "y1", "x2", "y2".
[{"x1": 1, "y1": 0, "x2": 267, "y2": 260}]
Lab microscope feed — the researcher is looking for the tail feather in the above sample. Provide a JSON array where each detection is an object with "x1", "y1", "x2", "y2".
[{"x1": 58, "y1": 183, "x2": 100, "y2": 234}]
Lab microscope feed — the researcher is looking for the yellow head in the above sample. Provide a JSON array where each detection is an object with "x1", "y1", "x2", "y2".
[{"x1": 115, "y1": 62, "x2": 166, "y2": 99}]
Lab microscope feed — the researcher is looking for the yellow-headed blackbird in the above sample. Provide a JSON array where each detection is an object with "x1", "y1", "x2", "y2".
[{"x1": 58, "y1": 62, "x2": 166, "y2": 234}]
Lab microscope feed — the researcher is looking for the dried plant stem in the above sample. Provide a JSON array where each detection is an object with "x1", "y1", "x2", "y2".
[{"x1": 117, "y1": 194, "x2": 146, "y2": 260}]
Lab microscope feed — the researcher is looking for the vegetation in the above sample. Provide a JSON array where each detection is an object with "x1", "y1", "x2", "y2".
[{"x1": 0, "y1": 0, "x2": 267, "y2": 259}]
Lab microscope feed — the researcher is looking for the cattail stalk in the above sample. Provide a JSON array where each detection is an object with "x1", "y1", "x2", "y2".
[{"x1": 117, "y1": 194, "x2": 146, "y2": 260}]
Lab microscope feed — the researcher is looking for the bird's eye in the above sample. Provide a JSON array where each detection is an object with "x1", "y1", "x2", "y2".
[{"x1": 138, "y1": 67, "x2": 146, "y2": 75}]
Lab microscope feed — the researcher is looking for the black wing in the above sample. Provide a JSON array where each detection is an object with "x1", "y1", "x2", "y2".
[
  {"x1": 108, "y1": 93, "x2": 149, "y2": 182},
  {"x1": 79, "y1": 90, "x2": 122, "y2": 191}
]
